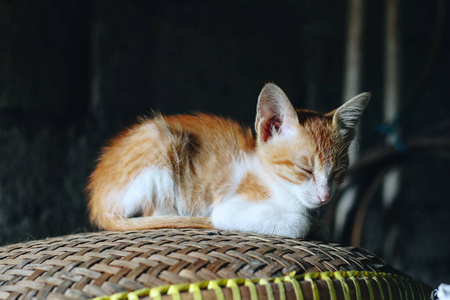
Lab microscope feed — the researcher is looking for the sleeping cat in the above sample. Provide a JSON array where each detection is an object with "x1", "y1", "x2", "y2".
[{"x1": 87, "y1": 83, "x2": 370, "y2": 238}]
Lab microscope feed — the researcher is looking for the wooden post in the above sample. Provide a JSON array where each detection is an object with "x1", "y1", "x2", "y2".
[
  {"x1": 382, "y1": 0, "x2": 401, "y2": 211},
  {"x1": 334, "y1": 0, "x2": 365, "y2": 241},
  {"x1": 382, "y1": 0, "x2": 401, "y2": 262}
]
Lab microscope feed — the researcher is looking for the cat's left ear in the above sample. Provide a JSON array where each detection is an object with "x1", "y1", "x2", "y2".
[
  {"x1": 326, "y1": 92, "x2": 371, "y2": 140},
  {"x1": 255, "y1": 83, "x2": 299, "y2": 143}
]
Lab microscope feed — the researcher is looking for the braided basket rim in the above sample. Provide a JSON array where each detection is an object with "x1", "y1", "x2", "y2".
[{"x1": 0, "y1": 229, "x2": 433, "y2": 299}]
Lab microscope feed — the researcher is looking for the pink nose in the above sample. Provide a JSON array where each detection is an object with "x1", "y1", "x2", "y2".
[{"x1": 318, "y1": 194, "x2": 330, "y2": 203}]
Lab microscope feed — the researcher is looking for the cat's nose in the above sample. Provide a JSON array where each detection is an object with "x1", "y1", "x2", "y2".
[{"x1": 318, "y1": 193, "x2": 330, "y2": 203}]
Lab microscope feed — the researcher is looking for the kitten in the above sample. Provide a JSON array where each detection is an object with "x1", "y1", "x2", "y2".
[{"x1": 87, "y1": 83, "x2": 370, "y2": 238}]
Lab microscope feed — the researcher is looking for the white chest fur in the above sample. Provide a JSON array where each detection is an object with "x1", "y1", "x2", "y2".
[{"x1": 210, "y1": 154, "x2": 311, "y2": 238}]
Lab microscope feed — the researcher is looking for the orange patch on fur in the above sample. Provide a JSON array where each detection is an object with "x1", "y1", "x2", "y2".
[
  {"x1": 293, "y1": 170, "x2": 310, "y2": 182},
  {"x1": 271, "y1": 159, "x2": 294, "y2": 167},
  {"x1": 275, "y1": 171, "x2": 308, "y2": 185},
  {"x1": 236, "y1": 172, "x2": 271, "y2": 201}
]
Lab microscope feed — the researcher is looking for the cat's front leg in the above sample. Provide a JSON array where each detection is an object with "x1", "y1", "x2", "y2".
[{"x1": 210, "y1": 197, "x2": 311, "y2": 238}]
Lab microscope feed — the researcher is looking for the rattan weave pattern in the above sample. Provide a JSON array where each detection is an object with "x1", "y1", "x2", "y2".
[{"x1": 0, "y1": 229, "x2": 421, "y2": 299}]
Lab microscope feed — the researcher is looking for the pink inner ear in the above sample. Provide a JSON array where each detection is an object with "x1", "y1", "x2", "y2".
[{"x1": 263, "y1": 116, "x2": 282, "y2": 142}]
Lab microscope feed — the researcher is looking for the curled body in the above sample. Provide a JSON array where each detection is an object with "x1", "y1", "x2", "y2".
[{"x1": 87, "y1": 83, "x2": 370, "y2": 238}]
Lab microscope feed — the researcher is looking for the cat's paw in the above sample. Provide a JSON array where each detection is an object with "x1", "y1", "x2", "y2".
[
  {"x1": 211, "y1": 200, "x2": 310, "y2": 238},
  {"x1": 266, "y1": 214, "x2": 311, "y2": 238}
]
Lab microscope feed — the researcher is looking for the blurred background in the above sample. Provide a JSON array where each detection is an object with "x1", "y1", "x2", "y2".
[{"x1": 0, "y1": 0, "x2": 449, "y2": 288}]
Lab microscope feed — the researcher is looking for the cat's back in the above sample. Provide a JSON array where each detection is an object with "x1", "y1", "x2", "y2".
[
  {"x1": 94, "y1": 113, "x2": 255, "y2": 177},
  {"x1": 163, "y1": 113, "x2": 256, "y2": 154}
]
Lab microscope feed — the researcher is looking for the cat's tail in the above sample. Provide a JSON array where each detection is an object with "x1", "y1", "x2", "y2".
[{"x1": 94, "y1": 214, "x2": 214, "y2": 231}]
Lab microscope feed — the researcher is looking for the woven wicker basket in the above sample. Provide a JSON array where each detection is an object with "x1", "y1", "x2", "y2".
[{"x1": 0, "y1": 229, "x2": 432, "y2": 299}]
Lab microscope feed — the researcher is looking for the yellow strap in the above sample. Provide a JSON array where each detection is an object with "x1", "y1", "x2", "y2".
[
  {"x1": 226, "y1": 278, "x2": 244, "y2": 300},
  {"x1": 320, "y1": 272, "x2": 337, "y2": 300},
  {"x1": 207, "y1": 279, "x2": 226, "y2": 300},
  {"x1": 167, "y1": 283, "x2": 185, "y2": 300},
  {"x1": 304, "y1": 273, "x2": 320, "y2": 300},
  {"x1": 244, "y1": 278, "x2": 259, "y2": 300},
  {"x1": 284, "y1": 272, "x2": 304, "y2": 300},
  {"x1": 108, "y1": 292, "x2": 128, "y2": 300},
  {"x1": 373, "y1": 274, "x2": 386, "y2": 300},
  {"x1": 128, "y1": 288, "x2": 151, "y2": 300},
  {"x1": 274, "y1": 278, "x2": 286, "y2": 300},
  {"x1": 381, "y1": 276, "x2": 393, "y2": 300},
  {"x1": 189, "y1": 282, "x2": 207, "y2": 300},
  {"x1": 335, "y1": 271, "x2": 352, "y2": 300},
  {"x1": 92, "y1": 270, "x2": 429, "y2": 300},
  {"x1": 392, "y1": 278, "x2": 404, "y2": 300},
  {"x1": 150, "y1": 284, "x2": 171, "y2": 300},
  {"x1": 362, "y1": 274, "x2": 375, "y2": 300},
  {"x1": 259, "y1": 278, "x2": 275, "y2": 300}
]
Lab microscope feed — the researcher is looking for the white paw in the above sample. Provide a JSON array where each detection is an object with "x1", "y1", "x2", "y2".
[{"x1": 211, "y1": 199, "x2": 310, "y2": 238}]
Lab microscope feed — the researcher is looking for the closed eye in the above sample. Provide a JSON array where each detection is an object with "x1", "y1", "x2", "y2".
[{"x1": 295, "y1": 164, "x2": 313, "y2": 176}]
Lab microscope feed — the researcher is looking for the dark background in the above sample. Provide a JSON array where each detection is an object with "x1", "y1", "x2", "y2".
[{"x1": 1, "y1": 0, "x2": 449, "y2": 288}]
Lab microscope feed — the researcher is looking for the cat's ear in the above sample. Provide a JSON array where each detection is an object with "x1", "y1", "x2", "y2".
[
  {"x1": 255, "y1": 83, "x2": 299, "y2": 143},
  {"x1": 327, "y1": 92, "x2": 371, "y2": 140}
]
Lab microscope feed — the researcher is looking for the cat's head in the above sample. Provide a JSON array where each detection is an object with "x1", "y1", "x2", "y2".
[{"x1": 255, "y1": 83, "x2": 370, "y2": 209}]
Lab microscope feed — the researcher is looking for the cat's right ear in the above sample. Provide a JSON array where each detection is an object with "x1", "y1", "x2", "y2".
[
  {"x1": 255, "y1": 83, "x2": 299, "y2": 143},
  {"x1": 328, "y1": 92, "x2": 371, "y2": 140}
]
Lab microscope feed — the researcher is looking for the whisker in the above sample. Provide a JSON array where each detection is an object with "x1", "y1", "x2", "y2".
[{"x1": 336, "y1": 140, "x2": 355, "y2": 158}]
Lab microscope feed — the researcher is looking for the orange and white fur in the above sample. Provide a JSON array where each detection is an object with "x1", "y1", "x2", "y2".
[{"x1": 87, "y1": 83, "x2": 370, "y2": 238}]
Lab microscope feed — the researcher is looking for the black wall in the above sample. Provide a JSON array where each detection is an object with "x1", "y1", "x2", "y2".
[{"x1": 1, "y1": 0, "x2": 449, "y2": 287}]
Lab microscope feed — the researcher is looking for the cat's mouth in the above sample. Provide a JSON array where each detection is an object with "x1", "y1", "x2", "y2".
[{"x1": 302, "y1": 198, "x2": 329, "y2": 209}]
